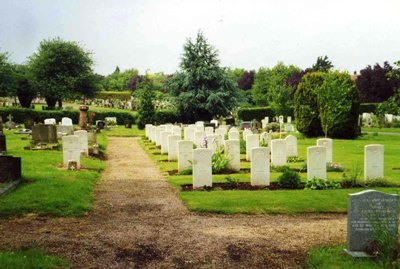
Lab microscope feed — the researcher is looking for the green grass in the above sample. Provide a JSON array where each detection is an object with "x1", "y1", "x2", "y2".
[
  {"x1": 33, "y1": 102, "x2": 137, "y2": 115},
  {"x1": 0, "y1": 249, "x2": 69, "y2": 269},
  {"x1": 139, "y1": 133, "x2": 400, "y2": 214},
  {"x1": 362, "y1": 127, "x2": 400, "y2": 134},
  {"x1": 305, "y1": 245, "x2": 380, "y2": 269},
  {"x1": 0, "y1": 129, "x2": 106, "y2": 217},
  {"x1": 101, "y1": 125, "x2": 144, "y2": 137}
]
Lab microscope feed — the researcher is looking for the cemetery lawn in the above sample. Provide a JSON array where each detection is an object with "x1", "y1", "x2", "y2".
[
  {"x1": 305, "y1": 245, "x2": 380, "y2": 269},
  {"x1": 0, "y1": 130, "x2": 106, "y2": 217},
  {"x1": 362, "y1": 127, "x2": 400, "y2": 134},
  {"x1": 101, "y1": 125, "x2": 144, "y2": 137},
  {"x1": 0, "y1": 249, "x2": 68, "y2": 269},
  {"x1": 139, "y1": 133, "x2": 400, "y2": 214}
]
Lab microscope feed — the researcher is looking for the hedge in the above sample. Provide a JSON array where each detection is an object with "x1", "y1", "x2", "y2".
[
  {"x1": 154, "y1": 110, "x2": 179, "y2": 124},
  {"x1": 237, "y1": 107, "x2": 275, "y2": 121},
  {"x1": 359, "y1": 103, "x2": 378, "y2": 114},
  {"x1": 0, "y1": 107, "x2": 137, "y2": 125},
  {"x1": 96, "y1": 91, "x2": 131, "y2": 100}
]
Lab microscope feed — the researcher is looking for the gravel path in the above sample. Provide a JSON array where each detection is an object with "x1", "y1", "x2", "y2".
[{"x1": 0, "y1": 137, "x2": 347, "y2": 268}]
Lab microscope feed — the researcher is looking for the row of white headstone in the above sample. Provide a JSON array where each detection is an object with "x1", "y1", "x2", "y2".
[
  {"x1": 62, "y1": 130, "x2": 90, "y2": 169},
  {"x1": 44, "y1": 117, "x2": 73, "y2": 126}
]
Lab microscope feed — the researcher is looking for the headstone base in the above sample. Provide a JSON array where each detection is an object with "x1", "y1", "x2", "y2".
[{"x1": 343, "y1": 249, "x2": 374, "y2": 258}]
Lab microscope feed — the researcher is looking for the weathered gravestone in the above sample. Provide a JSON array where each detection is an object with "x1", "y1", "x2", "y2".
[
  {"x1": 88, "y1": 131, "x2": 97, "y2": 145},
  {"x1": 0, "y1": 132, "x2": 6, "y2": 153},
  {"x1": 61, "y1": 117, "x2": 73, "y2": 126},
  {"x1": 194, "y1": 131, "x2": 205, "y2": 148},
  {"x1": 62, "y1": 135, "x2": 81, "y2": 169},
  {"x1": 228, "y1": 131, "x2": 240, "y2": 140},
  {"x1": 344, "y1": 190, "x2": 399, "y2": 257},
  {"x1": 172, "y1": 126, "x2": 181, "y2": 137},
  {"x1": 364, "y1": 144, "x2": 384, "y2": 180},
  {"x1": 271, "y1": 139, "x2": 287, "y2": 166},
  {"x1": 307, "y1": 146, "x2": 326, "y2": 180},
  {"x1": 32, "y1": 124, "x2": 58, "y2": 144},
  {"x1": 317, "y1": 138, "x2": 333, "y2": 163},
  {"x1": 215, "y1": 128, "x2": 226, "y2": 140},
  {"x1": 224, "y1": 140, "x2": 240, "y2": 172},
  {"x1": 79, "y1": 105, "x2": 89, "y2": 129},
  {"x1": 242, "y1": 129, "x2": 252, "y2": 141},
  {"x1": 5, "y1": 114, "x2": 15, "y2": 129},
  {"x1": 178, "y1": 141, "x2": 193, "y2": 171},
  {"x1": 168, "y1": 135, "x2": 180, "y2": 161},
  {"x1": 205, "y1": 127, "x2": 214, "y2": 135},
  {"x1": 246, "y1": 134, "x2": 259, "y2": 161},
  {"x1": 44, "y1": 118, "x2": 56, "y2": 125},
  {"x1": 24, "y1": 118, "x2": 34, "y2": 130},
  {"x1": 285, "y1": 135, "x2": 298, "y2": 157},
  {"x1": 251, "y1": 147, "x2": 270, "y2": 186},
  {"x1": 96, "y1": 120, "x2": 106, "y2": 130},
  {"x1": 0, "y1": 156, "x2": 21, "y2": 182},
  {"x1": 74, "y1": 130, "x2": 89, "y2": 156},
  {"x1": 105, "y1": 117, "x2": 117, "y2": 126},
  {"x1": 192, "y1": 148, "x2": 212, "y2": 188},
  {"x1": 56, "y1": 125, "x2": 73, "y2": 135}
]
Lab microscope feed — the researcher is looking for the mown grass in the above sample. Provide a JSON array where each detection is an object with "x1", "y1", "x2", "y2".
[
  {"x1": 139, "y1": 133, "x2": 400, "y2": 214},
  {"x1": 362, "y1": 127, "x2": 400, "y2": 134},
  {"x1": 0, "y1": 129, "x2": 106, "y2": 217},
  {"x1": 0, "y1": 249, "x2": 69, "y2": 269},
  {"x1": 305, "y1": 245, "x2": 380, "y2": 269},
  {"x1": 101, "y1": 125, "x2": 144, "y2": 137}
]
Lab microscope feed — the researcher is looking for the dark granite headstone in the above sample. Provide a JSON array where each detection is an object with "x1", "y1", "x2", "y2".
[
  {"x1": 96, "y1": 120, "x2": 106, "y2": 130},
  {"x1": 0, "y1": 156, "x2": 21, "y2": 182},
  {"x1": 345, "y1": 190, "x2": 399, "y2": 257},
  {"x1": 32, "y1": 124, "x2": 58, "y2": 144},
  {"x1": 125, "y1": 121, "x2": 132, "y2": 128},
  {"x1": 0, "y1": 133, "x2": 6, "y2": 153},
  {"x1": 24, "y1": 118, "x2": 34, "y2": 130}
]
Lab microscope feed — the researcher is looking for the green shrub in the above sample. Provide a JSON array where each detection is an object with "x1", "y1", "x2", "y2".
[
  {"x1": 136, "y1": 76, "x2": 156, "y2": 129},
  {"x1": 294, "y1": 72, "x2": 325, "y2": 137},
  {"x1": 359, "y1": 103, "x2": 378, "y2": 114},
  {"x1": 96, "y1": 91, "x2": 131, "y2": 100},
  {"x1": 265, "y1": 122, "x2": 280, "y2": 132},
  {"x1": 212, "y1": 148, "x2": 230, "y2": 174},
  {"x1": 178, "y1": 168, "x2": 192, "y2": 175},
  {"x1": 240, "y1": 139, "x2": 246, "y2": 154},
  {"x1": 326, "y1": 162, "x2": 344, "y2": 172},
  {"x1": 278, "y1": 167, "x2": 302, "y2": 189},
  {"x1": 225, "y1": 175, "x2": 240, "y2": 187},
  {"x1": 154, "y1": 110, "x2": 179, "y2": 124},
  {"x1": 305, "y1": 178, "x2": 341, "y2": 190},
  {"x1": 237, "y1": 107, "x2": 274, "y2": 121}
]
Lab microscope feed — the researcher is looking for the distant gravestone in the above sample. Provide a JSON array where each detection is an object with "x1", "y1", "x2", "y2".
[
  {"x1": 88, "y1": 131, "x2": 97, "y2": 145},
  {"x1": 192, "y1": 148, "x2": 212, "y2": 188},
  {"x1": 271, "y1": 139, "x2": 287, "y2": 166},
  {"x1": 194, "y1": 131, "x2": 205, "y2": 148},
  {"x1": 168, "y1": 135, "x2": 180, "y2": 161},
  {"x1": 284, "y1": 124, "x2": 295, "y2": 133},
  {"x1": 0, "y1": 156, "x2": 21, "y2": 182},
  {"x1": 345, "y1": 190, "x2": 399, "y2": 257},
  {"x1": 178, "y1": 141, "x2": 193, "y2": 171},
  {"x1": 62, "y1": 135, "x2": 80, "y2": 169},
  {"x1": 61, "y1": 117, "x2": 73, "y2": 126},
  {"x1": 205, "y1": 126, "x2": 214, "y2": 135},
  {"x1": 240, "y1": 121, "x2": 252, "y2": 130},
  {"x1": 317, "y1": 138, "x2": 333, "y2": 163},
  {"x1": 155, "y1": 126, "x2": 166, "y2": 146},
  {"x1": 260, "y1": 132, "x2": 271, "y2": 146},
  {"x1": 287, "y1": 116, "x2": 292, "y2": 123},
  {"x1": 210, "y1": 119, "x2": 219, "y2": 127},
  {"x1": 251, "y1": 147, "x2": 270, "y2": 186},
  {"x1": 24, "y1": 118, "x2": 34, "y2": 130},
  {"x1": 215, "y1": 128, "x2": 226, "y2": 140},
  {"x1": 44, "y1": 118, "x2": 56, "y2": 125},
  {"x1": 229, "y1": 127, "x2": 239, "y2": 133},
  {"x1": 96, "y1": 120, "x2": 106, "y2": 130},
  {"x1": 364, "y1": 144, "x2": 384, "y2": 180},
  {"x1": 242, "y1": 129, "x2": 252, "y2": 141},
  {"x1": 56, "y1": 125, "x2": 73, "y2": 135},
  {"x1": 224, "y1": 140, "x2": 240, "y2": 172},
  {"x1": 228, "y1": 131, "x2": 239, "y2": 140},
  {"x1": 160, "y1": 131, "x2": 172, "y2": 154},
  {"x1": 5, "y1": 114, "x2": 15, "y2": 129},
  {"x1": 74, "y1": 130, "x2": 89, "y2": 156},
  {"x1": 285, "y1": 135, "x2": 298, "y2": 157},
  {"x1": 184, "y1": 126, "x2": 196, "y2": 141},
  {"x1": 206, "y1": 134, "x2": 222, "y2": 153},
  {"x1": 307, "y1": 146, "x2": 327, "y2": 180},
  {"x1": 246, "y1": 134, "x2": 259, "y2": 161},
  {"x1": 32, "y1": 124, "x2": 58, "y2": 144},
  {"x1": 172, "y1": 126, "x2": 181, "y2": 137},
  {"x1": 105, "y1": 117, "x2": 117, "y2": 125}
]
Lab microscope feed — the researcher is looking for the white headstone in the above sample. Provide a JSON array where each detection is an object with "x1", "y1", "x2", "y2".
[
  {"x1": 242, "y1": 129, "x2": 252, "y2": 141},
  {"x1": 246, "y1": 134, "x2": 259, "y2": 161},
  {"x1": 168, "y1": 135, "x2": 181, "y2": 161},
  {"x1": 155, "y1": 126, "x2": 166, "y2": 146},
  {"x1": 287, "y1": 116, "x2": 292, "y2": 123},
  {"x1": 172, "y1": 126, "x2": 181, "y2": 137},
  {"x1": 178, "y1": 141, "x2": 193, "y2": 171},
  {"x1": 184, "y1": 126, "x2": 196, "y2": 141},
  {"x1": 228, "y1": 131, "x2": 240, "y2": 140},
  {"x1": 210, "y1": 119, "x2": 219, "y2": 127},
  {"x1": 205, "y1": 127, "x2": 214, "y2": 135},
  {"x1": 166, "y1": 124, "x2": 174, "y2": 133},
  {"x1": 285, "y1": 135, "x2": 298, "y2": 157},
  {"x1": 251, "y1": 147, "x2": 270, "y2": 186},
  {"x1": 259, "y1": 132, "x2": 271, "y2": 146},
  {"x1": 161, "y1": 131, "x2": 172, "y2": 154},
  {"x1": 62, "y1": 135, "x2": 80, "y2": 169},
  {"x1": 229, "y1": 127, "x2": 239, "y2": 133},
  {"x1": 364, "y1": 144, "x2": 384, "y2": 180},
  {"x1": 307, "y1": 146, "x2": 327, "y2": 180},
  {"x1": 44, "y1": 118, "x2": 56, "y2": 125},
  {"x1": 317, "y1": 138, "x2": 333, "y2": 163},
  {"x1": 215, "y1": 128, "x2": 226, "y2": 140},
  {"x1": 385, "y1": 114, "x2": 394, "y2": 123},
  {"x1": 61, "y1": 117, "x2": 73, "y2": 126},
  {"x1": 196, "y1": 125, "x2": 204, "y2": 132},
  {"x1": 193, "y1": 148, "x2": 212, "y2": 188},
  {"x1": 105, "y1": 117, "x2": 117, "y2": 125},
  {"x1": 278, "y1": 115, "x2": 284, "y2": 124},
  {"x1": 194, "y1": 131, "x2": 205, "y2": 148},
  {"x1": 271, "y1": 139, "x2": 287, "y2": 166},
  {"x1": 74, "y1": 130, "x2": 89, "y2": 156},
  {"x1": 224, "y1": 140, "x2": 240, "y2": 172},
  {"x1": 206, "y1": 134, "x2": 222, "y2": 153},
  {"x1": 145, "y1": 124, "x2": 153, "y2": 138}
]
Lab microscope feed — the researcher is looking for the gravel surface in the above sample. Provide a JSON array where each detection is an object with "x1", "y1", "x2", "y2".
[{"x1": 0, "y1": 137, "x2": 347, "y2": 268}]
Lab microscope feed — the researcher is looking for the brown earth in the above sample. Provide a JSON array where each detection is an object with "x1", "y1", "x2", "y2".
[{"x1": 0, "y1": 137, "x2": 346, "y2": 268}]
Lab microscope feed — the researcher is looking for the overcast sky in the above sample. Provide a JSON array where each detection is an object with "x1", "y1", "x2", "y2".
[{"x1": 1, "y1": 0, "x2": 399, "y2": 75}]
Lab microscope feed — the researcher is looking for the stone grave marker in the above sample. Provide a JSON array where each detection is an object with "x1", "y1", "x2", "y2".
[
  {"x1": 5, "y1": 114, "x2": 15, "y2": 129},
  {"x1": 0, "y1": 156, "x2": 21, "y2": 182},
  {"x1": 260, "y1": 132, "x2": 271, "y2": 146},
  {"x1": 161, "y1": 131, "x2": 172, "y2": 154},
  {"x1": 155, "y1": 126, "x2": 165, "y2": 146},
  {"x1": 210, "y1": 119, "x2": 219, "y2": 127},
  {"x1": 105, "y1": 117, "x2": 117, "y2": 125},
  {"x1": 206, "y1": 134, "x2": 222, "y2": 153},
  {"x1": 62, "y1": 135, "x2": 81, "y2": 169},
  {"x1": 172, "y1": 126, "x2": 181, "y2": 137},
  {"x1": 24, "y1": 118, "x2": 34, "y2": 130},
  {"x1": 229, "y1": 127, "x2": 239, "y2": 133},
  {"x1": 285, "y1": 135, "x2": 298, "y2": 157},
  {"x1": 215, "y1": 128, "x2": 226, "y2": 140},
  {"x1": 74, "y1": 130, "x2": 89, "y2": 156},
  {"x1": 251, "y1": 147, "x2": 270, "y2": 186},
  {"x1": 364, "y1": 144, "x2": 384, "y2": 180},
  {"x1": 307, "y1": 146, "x2": 326, "y2": 180},
  {"x1": 178, "y1": 141, "x2": 193, "y2": 171},
  {"x1": 345, "y1": 190, "x2": 399, "y2": 257},
  {"x1": 271, "y1": 139, "x2": 287, "y2": 166},
  {"x1": 96, "y1": 120, "x2": 106, "y2": 130},
  {"x1": 88, "y1": 131, "x2": 97, "y2": 145},
  {"x1": 242, "y1": 129, "x2": 252, "y2": 141},
  {"x1": 317, "y1": 138, "x2": 332, "y2": 163},
  {"x1": 224, "y1": 140, "x2": 240, "y2": 171},
  {"x1": 79, "y1": 105, "x2": 89, "y2": 129},
  {"x1": 240, "y1": 121, "x2": 252, "y2": 130},
  {"x1": 228, "y1": 131, "x2": 239, "y2": 140},
  {"x1": 194, "y1": 131, "x2": 205, "y2": 148},
  {"x1": 32, "y1": 124, "x2": 58, "y2": 144},
  {"x1": 246, "y1": 134, "x2": 259, "y2": 161},
  {"x1": 168, "y1": 135, "x2": 180, "y2": 161},
  {"x1": 61, "y1": 117, "x2": 73, "y2": 126},
  {"x1": 192, "y1": 148, "x2": 212, "y2": 188},
  {"x1": 44, "y1": 118, "x2": 56, "y2": 125},
  {"x1": 145, "y1": 124, "x2": 153, "y2": 138}
]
